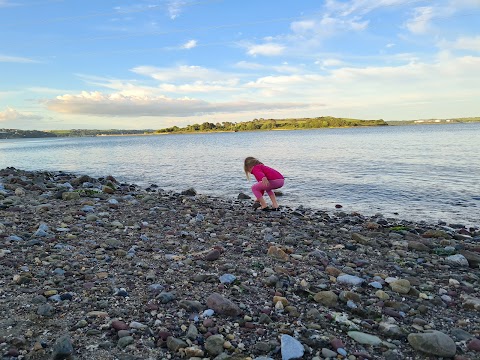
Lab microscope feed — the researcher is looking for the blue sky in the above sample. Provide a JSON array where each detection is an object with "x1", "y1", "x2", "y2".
[{"x1": 1, "y1": 0, "x2": 479, "y2": 130}]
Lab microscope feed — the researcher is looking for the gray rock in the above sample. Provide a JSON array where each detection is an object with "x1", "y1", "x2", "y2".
[
  {"x1": 205, "y1": 334, "x2": 224, "y2": 356},
  {"x1": 52, "y1": 335, "x2": 74, "y2": 360},
  {"x1": 281, "y1": 334, "x2": 304, "y2": 360},
  {"x1": 407, "y1": 330, "x2": 456, "y2": 357},
  {"x1": 451, "y1": 328, "x2": 474, "y2": 341},
  {"x1": 445, "y1": 254, "x2": 469, "y2": 267},
  {"x1": 348, "y1": 331, "x2": 383, "y2": 346},
  {"x1": 408, "y1": 241, "x2": 430, "y2": 252},
  {"x1": 321, "y1": 348, "x2": 337, "y2": 358},
  {"x1": 117, "y1": 336, "x2": 134, "y2": 348},
  {"x1": 186, "y1": 324, "x2": 198, "y2": 340},
  {"x1": 166, "y1": 336, "x2": 188, "y2": 352},
  {"x1": 158, "y1": 291, "x2": 176, "y2": 303},
  {"x1": 336, "y1": 274, "x2": 364, "y2": 286},
  {"x1": 37, "y1": 304, "x2": 55, "y2": 317}
]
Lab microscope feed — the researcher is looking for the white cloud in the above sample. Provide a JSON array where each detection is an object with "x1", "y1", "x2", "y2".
[
  {"x1": 0, "y1": 107, "x2": 43, "y2": 123},
  {"x1": 290, "y1": 20, "x2": 316, "y2": 33},
  {"x1": 326, "y1": 0, "x2": 422, "y2": 17},
  {"x1": 157, "y1": 81, "x2": 239, "y2": 94},
  {"x1": 234, "y1": 61, "x2": 301, "y2": 74},
  {"x1": 242, "y1": 54, "x2": 480, "y2": 118},
  {"x1": 44, "y1": 91, "x2": 307, "y2": 117},
  {"x1": 181, "y1": 39, "x2": 197, "y2": 49},
  {"x1": 445, "y1": 36, "x2": 480, "y2": 52},
  {"x1": 0, "y1": 54, "x2": 38, "y2": 63},
  {"x1": 168, "y1": 0, "x2": 186, "y2": 20},
  {"x1": 405, "y1": 1, "x2": 480, "y2": 35},
  {"x1": 246, "y1": 43, "x2": 285, "y2": 57},
  {"x1": 132, "y1": 64, "x2": 239, "y2": 84},
  {"x1": 320, "y1": 58, "x2": 344, "y2": 67},
  {"x1": 405, "y1": 6, "x2": 435, "y2": 34},
  {"x1": 234, "y1": 61, "x2": 265, "y2": 70}
]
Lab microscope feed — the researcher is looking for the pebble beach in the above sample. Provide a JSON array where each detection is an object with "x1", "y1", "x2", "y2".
[{"x1": 1, "y1": 167, "x2": 479, "y2": 360}]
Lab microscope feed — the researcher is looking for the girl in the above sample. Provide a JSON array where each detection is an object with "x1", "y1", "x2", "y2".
[{"x1": 244, "y1": 157, "x2": 284, "y2": 211}]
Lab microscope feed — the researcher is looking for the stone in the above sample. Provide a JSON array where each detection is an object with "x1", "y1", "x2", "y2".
[
  {"x1": 467, "y1": 338, "x2": 480, "y2": 352},
  {"x1": 52, "y1": 335, "x2": 74, "y2": 360},
  {"x1": 352, "y1": 233, "x2": 374, "y2": 245},
  {"x1": 408, "y1": 241, "x2": 430, "y2": 252},
  {"x1": 348, "y1": 331, "x2": 383, "y2": 346},
  {"x1": 390, "y1": 279, "x2": 411, "y2": 294},
  {"x1": 117, "y1": 336, "x2": 134, "y2": 349},
  {"x1": 166, "y1": 337, "x2": 188, "y2": 352},
  {"x1": 339, "y1": 291, "x2": 361, "y2": 303},
  {"x1": 267, "y1": 246, "x2": 289, "y2": 261},
  {"x1": 206, "y1": 293, "x2": 241, "y2": 316},
  {"x1": 445, "y1": 254, "x2": 469, "y2": 267},
  {"x1": 111, "y1": 320, "x2": 128, "y2": 331},
  {"x1": 181, "y1": 188, "x2": 197, "y2": 196},
  {"x1": 337, "y1": 274, "x2": 364, "y2": 286},
  {"x1": 186, "y1": 324, "x2": 198, "y2": 340},
  {"x1": 37, "y1": 304, "x2": 55, "y2": 317},
  {"x1": 205, "y1": 334, "x2": 224, "y2": 356},
  {"x1": 313, "y1": 291, "x2": 338, "y2": 307},
  {"x1": 321, "y1": 348, "x2": 338, "y2": 358},
  {"x1": 462, "y1": 295, "x2": 480, "y2": 311},
  {"x1": 459, "y1": 250, "x2": 480, "y2": 268},
  {"x1": 205, "y1": 249, "x2": 221, "y2": 261},
  {"x1": 281, "y1": 334, "x2": 304, "y2": 360},
  {"x1": 379, "y1": 322, "x2": 406, "y2": 339},
  {"x1": 407, "y1": 331, "x2": 456, "y2": 357},
  {"x1": 375, "y1": 290, "x2": 390, "y2": 300},
  {"x1": 62, "y1": 192, "x2": 80, "y2": 200}
]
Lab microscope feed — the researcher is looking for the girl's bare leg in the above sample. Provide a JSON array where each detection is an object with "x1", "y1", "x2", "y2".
[
  {"x1": 257, "y1": 197, "x2": 268, "y2": 209},
  {"x1": 268, "y1": 192, "x2": 279, "y2": 208}
]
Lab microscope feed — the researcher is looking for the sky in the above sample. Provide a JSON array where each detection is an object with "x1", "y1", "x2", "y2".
[{"x1": 1, "y1": 0, "x2": 480, "y2": 130}]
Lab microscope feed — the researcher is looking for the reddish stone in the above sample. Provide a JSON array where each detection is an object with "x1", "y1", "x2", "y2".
[
  {"x1": 467, "y1": 338, "x2": 480, "y2": 352},
  {"x1": 203, "y1": 319, "x2": 214, "y2": 327},
  {"x1": 205, "y1": 249, "x2": 220, "y2": 261},
  {"x1": 7, "y1": 348, "x2": 19, "y2": 357},
  {"x1": 145, "y1": 303, "x2": 159, "y2": 311},
  {"x1": 111, "y1": 320, "x2": 128, "y2": 331},
  {"x1": 157, "y1": 331, "x2": 172, "y2": 341},
  {"x1": 331, "y1": 338, "x2": 344, "y2": 350}
]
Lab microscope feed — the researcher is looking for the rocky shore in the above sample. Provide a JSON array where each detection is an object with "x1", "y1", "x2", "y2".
[{"x1": 1, "y1": 167, "x2": 479, "y2": 360}]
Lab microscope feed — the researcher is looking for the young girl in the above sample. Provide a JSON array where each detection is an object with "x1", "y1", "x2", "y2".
[{"x1": 244, "y1": 157, "x2": 284, "y2": 211}]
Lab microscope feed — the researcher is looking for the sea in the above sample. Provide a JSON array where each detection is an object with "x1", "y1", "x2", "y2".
[{"x1": 1, "y1": 123, "x2": 479, "y2": 227}]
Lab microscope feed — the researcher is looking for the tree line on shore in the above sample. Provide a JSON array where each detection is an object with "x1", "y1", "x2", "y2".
[{"x1": 155, "y1": 116, "x2": 387, "y2": 133}]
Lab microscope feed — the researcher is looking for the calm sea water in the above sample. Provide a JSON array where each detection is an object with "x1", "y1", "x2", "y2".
[{"x1": 1, "y1": 123, "x2": 479, "y2": 226}]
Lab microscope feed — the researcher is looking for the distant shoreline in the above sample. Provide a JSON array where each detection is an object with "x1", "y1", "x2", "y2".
[{"x1": 1, "y1": 117, "x2": 478, "y2": 139}]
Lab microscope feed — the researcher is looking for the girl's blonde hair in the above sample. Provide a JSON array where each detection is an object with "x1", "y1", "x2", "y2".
[{"x1": 244, "y1": 156, "x2": 262, "y2": 180}]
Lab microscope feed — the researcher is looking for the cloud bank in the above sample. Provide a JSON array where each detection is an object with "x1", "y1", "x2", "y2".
[{"x1": 45, "y1": 92, "x2": 308, "y2": 117}]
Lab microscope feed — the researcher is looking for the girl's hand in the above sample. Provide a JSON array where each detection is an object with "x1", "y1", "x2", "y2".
[{"x1": 262, "y1": 177, "x2": 269, "y2": 186}]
